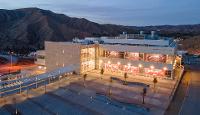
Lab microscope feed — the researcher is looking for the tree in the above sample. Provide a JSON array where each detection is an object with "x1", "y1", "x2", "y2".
[
  {"x1": 123, "y1": 72, "x2": 128, "y2": 85},
  {"x1": 153, "y1": 77, "x2": 158, "y2": 93},
  {"x1": 83, "y1": 74, "x2": 87, "y2": 87},
  {"x1": 142, "y1": 87, "x2": 147, "y2": 104},
  {"x1": 108, "y1": 77, "x2": 113, "y2": 97},
  {"x1": 100, "y1": 68, "x2": 104, "y2": 79}
]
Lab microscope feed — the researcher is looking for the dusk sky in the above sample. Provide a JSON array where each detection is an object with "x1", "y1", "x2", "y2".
[{"x1": 0, "y1": 0, "x2": 200, "y2": 26}]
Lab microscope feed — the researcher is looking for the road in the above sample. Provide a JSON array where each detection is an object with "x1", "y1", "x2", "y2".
[
  {"x1": 179, "y1": 70, "x2": 200, "y2": 115},
  {"x1": 0, "y1": 54, "x2": 18, "y2": 63},
  {"x1": 164, "y1": 70, "x2": 190, "y2": 115}
]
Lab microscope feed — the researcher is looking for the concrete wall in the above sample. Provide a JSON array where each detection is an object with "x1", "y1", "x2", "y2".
[
  {"x1": 101, "y1": 38, "x2": 171, "y2": 46},
  {"x1": 45, "y1": 41, "x2": 81, "y2": 73}
]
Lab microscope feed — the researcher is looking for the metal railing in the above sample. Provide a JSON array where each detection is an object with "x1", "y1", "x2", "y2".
[{"x1": 0, "y1": 72, "x2": 73, "y2": 97}]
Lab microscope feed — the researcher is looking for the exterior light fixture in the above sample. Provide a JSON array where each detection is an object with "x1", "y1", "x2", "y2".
[
  {"x1": 38, "y1": 66, "x2": 42, "y2": 69},
  {"x1": 163, "y1": 67, "x2": 167, "y2": 70},
  {"x1": 150, "y1": 65, "x2": 154, "y2": 69}
]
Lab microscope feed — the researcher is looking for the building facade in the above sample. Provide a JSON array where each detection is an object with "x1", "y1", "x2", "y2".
[
  {"x1": 45, "y1": 32, "x2": 181, "y2": 79},
  {"x1": 35, "y1": 50, "x2": 45, "y2": 66}
]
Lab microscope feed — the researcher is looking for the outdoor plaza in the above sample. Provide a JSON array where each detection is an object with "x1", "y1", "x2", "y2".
[{"x1": 0, "y1": 66, "x2": 184, "y2": 115}]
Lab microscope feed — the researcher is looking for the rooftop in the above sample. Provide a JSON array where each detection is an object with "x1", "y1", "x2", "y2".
[{"x1": 73, "y1": 31, "x2": 176, "y2": 47}]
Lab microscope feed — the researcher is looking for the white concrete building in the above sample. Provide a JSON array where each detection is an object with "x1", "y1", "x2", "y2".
[
  {"x1": 45, "y1": 32, "x2": 182, "y2": 79},
  {"x1": 35, "y1": 50, "x2": 45, "y2": 66}
]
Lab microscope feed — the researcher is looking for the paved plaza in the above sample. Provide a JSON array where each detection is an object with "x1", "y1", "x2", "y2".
[{"x1": 0, "y1": 68, "x2": 183, "y2": 115}]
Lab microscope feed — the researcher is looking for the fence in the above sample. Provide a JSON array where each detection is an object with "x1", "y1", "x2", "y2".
[{"x1": 0, "y1": 71, "x2": 73, "y2": 97}]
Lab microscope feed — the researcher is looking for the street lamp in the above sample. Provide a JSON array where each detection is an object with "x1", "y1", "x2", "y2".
[
  {"x1": 36, "y1": 77, "x2": 38, "y2": 88},
  {"x1": 9, "y1": 51, "x2": 14, "y2": 73}
]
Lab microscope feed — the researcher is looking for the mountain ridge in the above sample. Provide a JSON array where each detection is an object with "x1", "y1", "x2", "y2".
[{"x1": 0, "y1": 8, "x2": 200, "y2": 54}]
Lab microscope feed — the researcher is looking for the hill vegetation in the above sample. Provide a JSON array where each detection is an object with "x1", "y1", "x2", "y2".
[{"x1": 0, "y1": 8, "x2": 200, "y2": 54}]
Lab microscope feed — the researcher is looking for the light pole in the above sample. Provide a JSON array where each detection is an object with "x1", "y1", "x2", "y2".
[
  {"x1": 26, "y1": 88, "x2": 29, "y2": 97},
  {"x1": 36, "y1": 77, "x2": 38, "y2": 88},
  {"x1": 108, "y1": 77, "x2": 113, "y2": 98},
  {"x1": 100, "y1": 68, "x2": 104, "y2": 79},
  {"x1": 9, "y1": 51, "x2": 13, "y2": 74},
  {"x1": 58, "y1": 71, "x2": 61, "y2": 87},
  {"x1": 83, "y1": 74, "x2": 87, "y2": 88},
  {"x1": 153, "y1": 77, "x2": 158, "y2": 93},
  {"x1": 44, "y1": 84, "x2": 46, "y2": 94},
  {"x1": 19, "y1": 83, "x2": 22, "y2": 94},
  {"x1": 48, "y1": 74, "x2": 51, "y2": 84},
  {"x1": 124, "y1": 72, "x2": 128, "y2": 85}
]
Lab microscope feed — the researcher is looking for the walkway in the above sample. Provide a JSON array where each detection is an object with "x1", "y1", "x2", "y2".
[{"x1": 179, "y1": 70, "x2": 200, "y2": 115}]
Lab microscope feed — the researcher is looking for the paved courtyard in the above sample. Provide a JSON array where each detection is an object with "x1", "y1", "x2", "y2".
[{"x1": 0, "y1": 68, "x2": 183, "y2": 115}]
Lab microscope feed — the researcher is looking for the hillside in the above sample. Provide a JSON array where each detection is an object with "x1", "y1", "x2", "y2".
[
  {"x1": 0, "y1": 8, "x2": 200, "y2": 54},
  {"x1": 0, "y1": 8, "x2": 135, "y2": 53}
]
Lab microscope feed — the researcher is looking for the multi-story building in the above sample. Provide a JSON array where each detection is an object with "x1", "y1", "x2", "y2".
[{"x1": 45, "y1": 32, "x2": 181, "y2": 79}]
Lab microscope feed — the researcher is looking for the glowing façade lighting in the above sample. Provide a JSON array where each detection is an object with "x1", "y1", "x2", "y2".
[
  {"x1": 163, "y1": 67, "x2": 168, "y2": 70},
  {"x1": 150, "y1": 65, "x2": 154, "y2": 69},
  {"x1": 117, "y1": 62, "x2": 121, "y2": 65},
  {"x1": 99, "y1": 60, "x2": 103, "y2": 63}
]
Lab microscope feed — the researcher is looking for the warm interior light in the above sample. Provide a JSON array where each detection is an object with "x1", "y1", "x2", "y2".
[
  {"x1": 128, "y1": 63, "x2": 131, "y2": 66},
  {"x1": 153, "y1": 55, "x2": 160, "y2": 58},
  {"x1": 108, "y1": 61, "x2": 111, "y2": 64},
  {"x1": 117, "y1": 62, "x2": 121, "y2": 65},
  {"x1": 99, "y1": 60, "x2": 103, "y2": 63},
  {"x1": 138, "y1": 64, "x2": 142, "y2": 68}
]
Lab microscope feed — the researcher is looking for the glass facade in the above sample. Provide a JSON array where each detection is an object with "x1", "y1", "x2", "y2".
[
  {"x1": 145, "y1": 54, "x2": 166, "y2": 63},
  {"x1": 101, "y1": 62, "x2": 170, "y2": 78},
  {"x1": 81, "y1": 48, "x2": 95, "y2": 72},
  {"x1": 80, "y1": 47, "x2": 175, "y2": 78},
  {"x1": 101, "y1": 50, "x2": 174, "y2": 64},
  {"x1": 125, "y1": 52, "x2": 140, "y2": 60}
]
